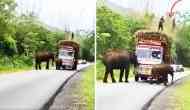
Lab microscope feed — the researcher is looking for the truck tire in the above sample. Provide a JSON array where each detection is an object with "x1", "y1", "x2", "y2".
[
  {"x1": 164, "y1": 81, "x2": 168, "y2": 86},
  {"x1": 164, "y1": 78, "x2": 168, "y2": 86},
  {"x1": 135, "y1": 74, "x2": 139, "y2": 82},
  {"x1": 62, "y1": 66, "x2": 65, "y2": 70},
  {"x1": 181, "y1": 68, "x2": 184, "y2": 72},
  {"x1": 141, "y1": 76, "x2": 147, "y2": 81},
  {"x1": 72, "y1": 63, "x2": 77, "y2": 70},
  {"x1": 56, "y1": 65, "x2": 60, "y2": 70}
]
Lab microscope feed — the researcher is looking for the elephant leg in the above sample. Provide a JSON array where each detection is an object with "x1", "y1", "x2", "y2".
[
  {"x1": 170, "y1": 72, "x2": 174, "y2": 84},
  {"x1": 119, "y1": 68, "x2": 124, "y2": 82},
  {"x1": 110, "y1": 69, "x2": 116, "y2": 83},
  {"x1": 46, "y1": 61, "x2": 49, "y2": 69},
  {"x1": 35, "y1": 59, "x2": 39, "y2": 70},
  {"x1": 39, "y1": 62, "x2": 41, "y2": 70},
  {"x1": 103, "y1": 68, "x2": 109, "y2": 83},
  {"x1": 35, "y1": 62, "x2": 38, "y2": 70},
  {"x1": 52, "y1": 58, "x2": 54, "y2": 66},
  {"x1": 125, "y1": 67, "x2": 130, "y2": 82},
  {"x1": 163, "y1": 74, "x2": 168, "y2": 86}
]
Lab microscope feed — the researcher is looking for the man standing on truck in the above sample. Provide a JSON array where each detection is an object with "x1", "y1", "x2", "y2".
[{"x1": 158, "y1": 16, "x2": 165, "y2": 32}]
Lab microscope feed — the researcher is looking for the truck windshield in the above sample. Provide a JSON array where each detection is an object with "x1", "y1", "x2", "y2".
[
  {"x1": 152, "y1": 51, "x2": 161, "y2": 59},
  {"x1": 136, "y1": 49, "x2": 150, "y2": 59},
  {"x1": 59, "y1": 50, "x2": 74, "y2": 57},
  {"x1": 136, "y1": 46, "x2": 163, "y2": 64}
]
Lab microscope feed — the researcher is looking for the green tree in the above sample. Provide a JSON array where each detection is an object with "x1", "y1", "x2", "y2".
[
  {"x1": 176, "y1": 24, "x2": 190, "y2": 66},
  {"x1": 80, "y1": 32, "x2": 95, "y2": 61},
  {"x1": 96, "y1": 6, "x2": 145, "y2": 55},
  {"x1": 0, "y1": 0, "x2": 17, "y2": 56}
]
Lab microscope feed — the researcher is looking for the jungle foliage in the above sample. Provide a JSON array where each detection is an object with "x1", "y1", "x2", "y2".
[
  {"x1": 96, "y1": 5, "x2": 190, "y2": 67},
  {"x1": 0, "y1": 0, "x2": 94, "y2": 71},
  {"x1": 96, "y1": 6, "x2": 145, "y2": 56},
  {"x1": 176, "y1": 24, "x2": 190, "y2": 66}
]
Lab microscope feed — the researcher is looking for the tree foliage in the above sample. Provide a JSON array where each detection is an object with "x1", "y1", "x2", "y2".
[
  {"x1": 0, "y1": 0, "x2": 17, "y2": 57},
  {"x1": 80, "y1": 32, "x2": 95, "y2": 61},
  {"x1": 0, "y1": 0, "x2": 94, "y2": 70},
  {"x1": 96, "y1": 6, "x2": 145, "y2": 55},
  {"x1": 176, "y1": 24, "x2": 190, "y2": 66},
  {"x1": 14, "y1": 14, "x2": 65, "y2": 56},
  {"x1": 0, "y1": 0, "x2": 65, "y2": 69}
]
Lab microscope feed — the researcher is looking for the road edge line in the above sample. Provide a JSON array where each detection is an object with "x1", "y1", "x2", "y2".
[
  {"x1": 142, "y1": 73, "x2": 190, "y2": 110},
  {"x1": 40, "y1": 63, "x2": 92, "y2": 110}
]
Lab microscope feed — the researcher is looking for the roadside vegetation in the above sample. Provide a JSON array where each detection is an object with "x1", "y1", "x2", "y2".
[
  {"x1": 0, "y1": 0, "x2": 94, "y2": 73},
  {"x1": 173, "y1": 78, "x2": 190, "y2": 110},
  {"x1": 80, "y1": 65, "x2": 95, "y2": 110},
  {"x1": 96, "y1": 4, "x2": 149, "y2": 80},
  {"x1": 96, "y1": 1, "x2": 190, "y2": 81},
  {"x1": 176, "y1": 24, "x2": 190, "y2": 66}
]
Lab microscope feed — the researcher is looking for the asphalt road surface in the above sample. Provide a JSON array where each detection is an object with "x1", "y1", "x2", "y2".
[
  {"x1": 96, "y1": 69, "x2": 190, "y2": 110},
  {"x1": 0, "y1": 63, "x2": 90, "y2": 110}
]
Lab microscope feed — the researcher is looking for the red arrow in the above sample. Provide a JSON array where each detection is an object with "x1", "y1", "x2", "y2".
[{"x1": 169, "y1": 0, "x2": 182, "y2": 17}]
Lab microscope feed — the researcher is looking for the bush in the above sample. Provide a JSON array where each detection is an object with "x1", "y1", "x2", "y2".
[{"x1": 0, "y1": 55, "x2": 32, "y2": 72}]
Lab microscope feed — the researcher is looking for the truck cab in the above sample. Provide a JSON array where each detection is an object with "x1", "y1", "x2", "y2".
[
  {"x1": 136, "y1": 41, "x2": 163, "y2": 76},
  {"x1": 58, "y1": 46, "x2": 75, "y2": 68},
  {"x1": 136, "y1": 41, "x2": 163, "y2": 64},
  {"x1": 56, "y1": 40, "x2": 79, "y2": 70},
  {"x1": 134, "y1": 31, "x2": 171, "y2": 81}
]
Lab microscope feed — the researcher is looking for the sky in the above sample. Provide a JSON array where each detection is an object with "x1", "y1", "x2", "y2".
[
  {"x1": 107, "y1": 0, "x2": 190, "y2": 17},
  {"x1": 16, "y1": 0, "x2": 96, "y2": 31},
  {"x1": 15, "y1": 0, "x2": 189, "y2": 31}
]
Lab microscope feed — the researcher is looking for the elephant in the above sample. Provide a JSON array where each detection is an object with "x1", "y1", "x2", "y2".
[
  {"x1": 34, "y1": 51, "x2": 55, "y2": 70},
  {"x1": 151, "y1": 64, "x2": 174, "y2": 86},
  {"x1": 101, "y1": 49, "x2": 138, "y2": 83}
]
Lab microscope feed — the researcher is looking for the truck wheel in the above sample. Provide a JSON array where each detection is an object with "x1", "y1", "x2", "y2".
[
  {"x1": 56, "y1": 65, "x2": 60, "y2": 70},
  {"x1": 141, "y1": 76, "x2": 147, "y2": 81},
  {"x1": 181, "y1": 68, "x2": 184, "y2": 72},
  {"x1": 72, "y1": 64, "x2": 77, "y2": 70},
  {"x1": 135, "y1": 75, "x2": 139, "y2": 82},
  {"x1": 164, "y1": 78, "x2": 168, "y2": 86},
  {"x1": 62, "y1": 66, "x2": 65, "y2": 70},
  {"x1": 164, "y1": 81, "x2": 168, "y2": 86},
  {"x1": 74, "y1": 64, "x2": 77, "y2": 70}
]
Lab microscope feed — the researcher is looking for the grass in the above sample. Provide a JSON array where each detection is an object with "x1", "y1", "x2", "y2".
[
  {"x1": 80, "y1": 65, "x2": 95, "y2": 110},
  {"x1": 0, "y1": 66, "x2": 32, "y2": 74},
  {"x1": 96, "y1": 60, "x2": 135, "y2": 81},
  {"x1": 0, "y1": 56, "x2": 33, "y2": 74},
  {"x1": 173, "y1": 76, "x2": 190, "y2": 110}
]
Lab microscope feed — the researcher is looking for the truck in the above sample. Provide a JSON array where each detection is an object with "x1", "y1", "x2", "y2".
[
  {"x1": 56, "y1": 40, "x2": 79, "y2": 70},
  {"x1": 134, "y1": 31, "x2": 173, "y2": 82}
]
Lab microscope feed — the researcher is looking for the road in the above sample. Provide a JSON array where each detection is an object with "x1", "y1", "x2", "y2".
[
  {"x1": 96, "y1": 69, "x2": 190, "y2": 110},
  {"x1": 148, "y1": 75, "x2": 190, "y2": 110},
  {"x1": 0, "y1": 63, "x2": 90, "y2": 110},
  {"x1": 49, "y1": 68, "x2": 87, "y2": 110}
]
